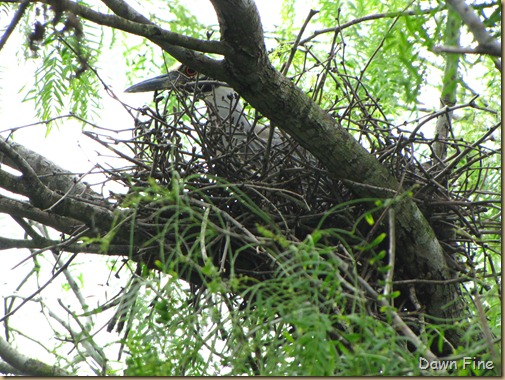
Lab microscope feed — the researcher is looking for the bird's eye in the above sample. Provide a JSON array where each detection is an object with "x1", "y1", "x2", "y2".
[{"x1": 184, "y1": 67, "x2": 197, "y2": 77}]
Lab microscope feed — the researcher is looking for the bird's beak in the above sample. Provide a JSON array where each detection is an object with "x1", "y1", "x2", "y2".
[{"x1": 124, "y1": 71, "x2": 186, "y2": 93}]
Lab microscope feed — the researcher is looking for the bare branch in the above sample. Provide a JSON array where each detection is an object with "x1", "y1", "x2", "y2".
[
  {"x1": 0, "y1": 253, "x2": 79, "y2": 323},
  {"x1": 1, "y1": 139, "x2": 99, "y2": 200},
  {"x1": 299, "y1": 6, "x2": 445, "y2": 45},
  {"x1": 446, "y1": 0, "x2": 501, "y2": 56},
  {"x1": 100, "y1": 0, "x2": 150, "y2": 23},
  {"x1": 0, "y1": 196, "x2": 82, "y2": 235},
  {"x1": 0, "y1": 331, "x2": 70, "y2": 376},
  {"x1": 0, "y1": 0, "x2": 30, "y2": 51},
  {"x1": 60, "y1": 0, "x2": 228, "y2": 55},
  {"x1": 0, "y1": 138, "x2": 119, "y2": 236},
  {"x1": 281, "y1": 9, "x2": 319, "y2": 76},
  {"x1": 432, "y1": 44, "x2": 501, "y2": 56}
]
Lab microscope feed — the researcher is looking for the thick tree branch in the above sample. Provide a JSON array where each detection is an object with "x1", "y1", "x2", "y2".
[
  {"x1": 0, "y1": 333, "x2": 69, "y2": 376},
  {"x1": 207, "y1": 0, "x2": 468, "y2": 348},
  {"x1": 0, "y1": 138, "x2": 119, "y2": 236},
  {"x1": 100, "y1": 0, "x2": 150, "y2": 23},
  {"x1": 0, "y1": 359, "x2": 23, "y2": 375},
  {"x1": 61, "y1": 0, "x2": 228, "y2": 55},
  {"x1": 1, "y1": 139, "x2": 98, "y2": 200},
  {"x1": 0, "y1": 195, "x2": 82, "y2": 235},
  {"x1": 446, "y1": 0, "x2": 501, "y2": 56}
]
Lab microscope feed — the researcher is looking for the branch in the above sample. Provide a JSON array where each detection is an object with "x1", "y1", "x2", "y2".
[
  {"x1": 100, "y1": 0, "x2": 150, "y2": 23},
  {"x1": 432, "y1": 44, "x2": 501, "y2": 56},
  {"x1": 0, "y1": 235, "x2": 132, "y2": 256},
  {"x1": 329, "y1": 248, "x2": 438, "y2": 362},
  {"x1": 433, "y1": 121, "x2": 501, "y2": 183},
  {"x1": 210, "y1": 0, "x2": 267, "y2": 70},
  {"x1": 299, "y1": 6, "x2": 445, "y2": 45},
  {"x1": 1, "y1": 0, "x2": 228, "y2": 79},
  {"x1": 0, "y1": 331, "x2": 69, "y2": 376},
  {"x1": 2, "y1": 0, "x2": 230, "y2": 82},
  {"x1": 0, "y1": 138, "x2": 118, "y2": 236},
  {"x1": 60, "y1": 0, "x2": 227, "y2": 55},
  {"x1": 53, "y1": 300, "x2": 110, "y2": 374},
  {"x1": 281, "y1": 8, "x2": 319, "y2": 76},
  {"x1": 0, "y1": 253, "x2": 80, "y2": 324},
  {"x1": 0, "y1": 195, "x2": 82, "y2": 235},
  {"x1": 0, "y1": 359, "x2": 23, "y2": 375},
  {"x1": 0, "y1": 0, "x2": 30, "y2": 51},
  {"x1": 1, "y1": 139, "x2": 99, "y2": 201},
  {"x1": 446, "y1": 0, "x2": 501, "y2": 56}
]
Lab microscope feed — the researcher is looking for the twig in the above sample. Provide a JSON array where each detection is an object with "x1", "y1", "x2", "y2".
[
  {"x1": 200, "y1": 207, "x2": 210, "y2": 261},
  {"x1": 383, "y1": 208, "x2": 395, "y2": 305},
  {"x1": 281, "y1": 9, "x2": 319, "y2": 76},
  {"x1": 299, "y1": 6, "x2": 444, "y2": 45},
  {"x1": 0, "y1": 253, "x2": 78, "y2": 323}
]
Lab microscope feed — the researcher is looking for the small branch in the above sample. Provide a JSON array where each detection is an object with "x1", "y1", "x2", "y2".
[
  {"x1": 394, "y1": 276, "x2": 471, "y2": 285},
  {"x1": 299, "y1": 6, "x2": 444, "y2": 45},
  {"x1": 0, "y1": 253, "x2": 78, "y2": 324},
  {"x1": 383, "y1": 208, "x2": 395, "y2": 305},
  {"x1": 408, "y1": 285, "x2": 427, "y2": 345},
  {"x1": 472, "y1": 289, "x2": 499, "y2": 363},
  {"x1": 330, "y1": 248, "x2": 438, "y2": 362},
  {"x1": 434, "y1": 121, "x2": 501, "y2": 182},
  {"x1": 406, "y1": 96, "x2": 479, "y2": 142},
  {"x1": 358, "y1": 276, "x2": 438, "y2": 362},
  {"x1": 432, "y1": 44, "x2": 501, "y2": 57},
  {"x1": 82, "y1": 131, "x2": 151, "y2": 170},
  {"x1": 200, "y1": 207, "x2": 210, "y2": 261},
  {"x1": 55, "y1": 300, "x2": 110, "y2": 374},
  {"x1": 281, "y1": 9, "x2": 319, "y2": 76}
]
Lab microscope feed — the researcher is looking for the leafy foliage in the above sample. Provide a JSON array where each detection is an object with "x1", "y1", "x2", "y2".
[
  {"x1": 119, "y1": 204, "x2": 423, "y2": 376},
  {"x1": 20, "y1": 5, "x2": 103, "y2": 126}
]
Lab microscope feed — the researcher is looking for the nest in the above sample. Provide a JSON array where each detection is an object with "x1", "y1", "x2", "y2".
[
  {"x1": 128, "y1": 89, "x2": 356, "y2": 237},
  {"x1": 84, "y1": 76, "x2": 501, "y2": 345},
  {"x1": 92, "y1": 84, "x2": 498, "y2": 293}
]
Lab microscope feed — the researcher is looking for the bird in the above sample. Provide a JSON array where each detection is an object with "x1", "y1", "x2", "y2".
[
  {"x1": 125, "y1": 63, "x2": 324, "y2": 211},
  {"x1": 125, "y1": 63, "x2": 285, "y2": 169}
]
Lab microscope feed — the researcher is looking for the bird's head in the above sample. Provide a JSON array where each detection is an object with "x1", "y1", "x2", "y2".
[{"x1": 125, "y1": 64, "x2": 218, "y2": 94}]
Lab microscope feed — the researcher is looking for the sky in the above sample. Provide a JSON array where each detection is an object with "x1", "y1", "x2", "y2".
[{"x1": 0, "y1": 0, "x2": 313, "y2": 374}]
